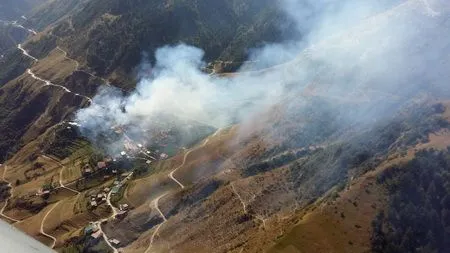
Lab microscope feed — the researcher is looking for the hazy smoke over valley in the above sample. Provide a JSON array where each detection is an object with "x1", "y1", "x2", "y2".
[{"x1": 76, "y1": 0, "x2": 450, "y2": 153}]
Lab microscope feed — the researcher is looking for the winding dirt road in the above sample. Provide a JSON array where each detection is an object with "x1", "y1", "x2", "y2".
[
  {"x1": 144, "y1": 193, "x2": 168, "y2": 253},
  {"x1": 40, "y1": 155, "x2": 80, "y2": 194},
  {"x1": 92, "y1": 172, "x2": 133, "y2": 253},
  {"x1": 168, "y1": 129, "x2": 220, "y2": 189},
  {"x1": 143, "y1": 129, "x2": 221, "y2": 252},
  {"x1": 17, "y1": 44, "x2": 38, "y2": 62},
  {"x1": 0, "y1": 165, "x2": 20, "y2": 223},
  {"x1": 26, "y1": 69, "x2": 93, "y2": 103},
  {"x1": 56, "y1": 46, "x2": 111, "y2": 86},
  {"x1": 168, "y1": 138, "x2": 210, "y2": 189},
  {"x1": 40, "y1": 202, "x2": 61, "y2": 249},
  {"x1": 106, "y1": 190, "x2": 120, "y2": 218},
  {"x1": 17, "y1": 44, "x2": 93, "y2": 104},
  {"x1": 93, "y1": 217, "x2": 119, "y2": 253},
  {"x1": 38, "y1": 156, "x2": 82, "y2": 249},
  {"x1": 9, "y1": 20, "x2": 37, "y2": 35},
  {"x1": 56, "y1": 47, "x2": 79, "y2": 69},
  {"x1": 0, "y1": 19, "x2": 37, "y2": 35}
]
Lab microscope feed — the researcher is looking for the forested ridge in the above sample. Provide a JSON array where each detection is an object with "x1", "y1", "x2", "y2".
[{"x1": 373, "y1": 148, "x2": 450, "y2": 253}]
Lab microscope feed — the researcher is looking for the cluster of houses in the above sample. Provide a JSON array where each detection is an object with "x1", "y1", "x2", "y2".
[
  {"x1": 82, "y1": 158, "x2": 123, "y2": 178},
  {"x1": 89, "y1": 188, "x2": 109, "y2": 207},
  {"x1": 110, "y1": 125, "x2": 175, "y2": 163},
  {"x1": 88, "y1": 172, "x2": 133, "y2": 208},
  {"x1": 82, "y1": 160, "x2": 107, "y2": 176}
]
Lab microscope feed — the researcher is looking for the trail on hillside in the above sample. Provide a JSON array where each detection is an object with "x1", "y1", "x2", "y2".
[
  {"x1": 231, "y1": 183, "x2": 247, "y2": 214},
  {"x1": 11, "y1": 20, "x2": 37, "y2": 35},
  {"x1": 41, "y1": 155, "x2": 80, "y2": 194},
  {"x1": 55, "y1": 46, "x2": 111, "y2": 86},
  {"x1": 230, "y1": 182, "x2": 268, "y2": 229},
  {"x1": 168, "y1": 129, "x2": 220, "y2": 189},
  {"x1": 0, "y1": 20, "x2": 37, "y2": 35},
  {"x1": 17, "y1": 43, "x2": 93, "y2": 104},
  {"x1": 17, "y1": 44, "x2": 38, "y2": 62},
  {"x1": 0, "y1": 165, "x2": 21, "y2": 223},
  {"x1": 56, "y1": 47, "x2": 79, "y2": 69},
  {"x1": 145, "y1": 193, "x2": 169, "y2": 253},
  {"x1": 143, "y1": 129, "x2": 221, "y2": 252},
  {"x1": 93, "y1": 216, "x2": 119, "y2": 253},
  {"x1": 40, "y1": 202, "x2": 61, "y2": 249},
  {"x1": 26, "y1": 69, "x2": 93, "y2": 103},
  {"x1": 38, "y1": 156, "x2": 82, "y2": 249}
]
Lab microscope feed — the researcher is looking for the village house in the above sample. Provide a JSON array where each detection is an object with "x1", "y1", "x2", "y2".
[
  {"x1": 109, "y1": 238, "x2": 120, "y2": 246},
  {"x1": 97, "y1": 161, "x2": 107, "y2": 169},
  {"x1": 84, "y1": 223, "x2": 99, "y2": 234},
  {"x1": 119, "y1": 204, "x2": 129, "y2": 211},
  {"x1": 91, "y1": 230, "x2": 102, "y2": 239},
  {"x1": 97, "y1": 193, "x2": 105, "y2": 200},
  {"x1": 83, "y1": 164, "x2": 92, "y2": 175},
  {"x1": 36, "y1": 188, "x2": 50, "y2": 196},
  {"x1": 111, "y1": 185, "x2": 121, "y2": 195}
]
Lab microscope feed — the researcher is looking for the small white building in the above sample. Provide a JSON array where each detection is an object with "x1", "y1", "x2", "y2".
[
  {"x1": 109, "y1": 239, "x2": 120, "y2": 245},
  {"x1": 119, "y1": 204, "x2": 129, "y2": 211},
  {"x1": 91, "y1": 230, "x2": 102, "y2": 239}
]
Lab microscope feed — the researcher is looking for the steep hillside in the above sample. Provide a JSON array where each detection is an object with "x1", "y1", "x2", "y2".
[
  {"x1": 0, "y1": 0, "x2": 296, "y2": 161},
  {"x1": 0, "y1": 23, "x2": 29, "y2": 54},
  {"x1": 0, "y1": 0, "x2": 449, "y2": 253},
  {"x1": 44, "y1": 0, "x2": 295, "y2": 88}
]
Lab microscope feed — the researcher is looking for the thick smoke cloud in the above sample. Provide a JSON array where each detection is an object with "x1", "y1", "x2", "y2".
[
  {"x1": 77, "y1": 44, "x2": 285, "y2": 129},
  {"x1": 76, "y1": 0, "x2": 450, "y2": 153}
]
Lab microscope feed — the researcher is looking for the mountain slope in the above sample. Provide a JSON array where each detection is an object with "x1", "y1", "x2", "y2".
[{"x1": 0, "y1": 0, "x2": 449, "y2": 253}]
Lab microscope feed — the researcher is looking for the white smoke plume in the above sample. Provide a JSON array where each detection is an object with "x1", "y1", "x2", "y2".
[
  {"x1": 76, "y1": 44, "x2": 285, "y2": 129},
  {"x1": 76, "y1": 0, "x2": 450, "y2": 153}
]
